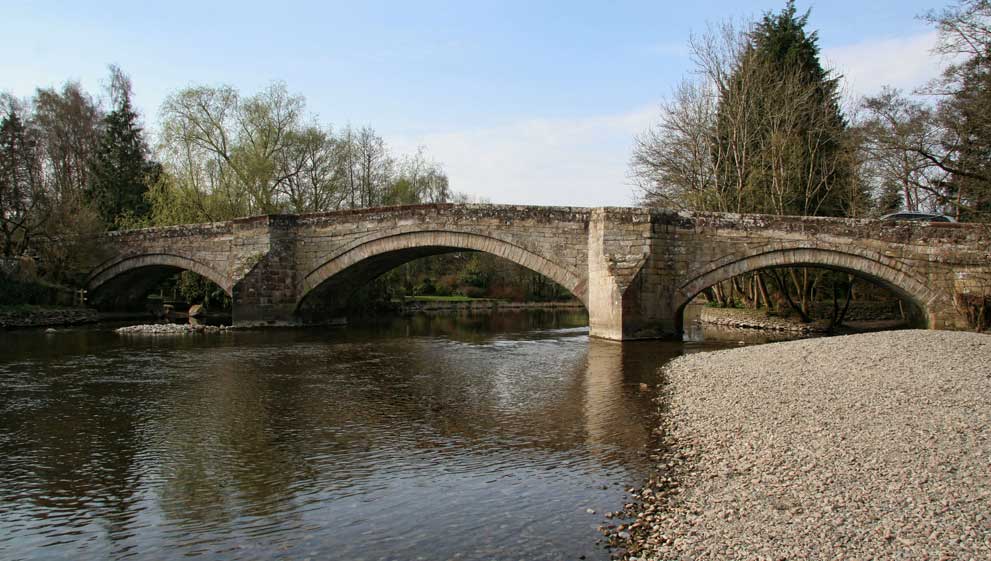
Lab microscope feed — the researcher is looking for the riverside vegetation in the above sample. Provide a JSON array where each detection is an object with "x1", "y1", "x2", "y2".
[{"x1": 4, "y1": 2, "x2": 991, "y2": 326}]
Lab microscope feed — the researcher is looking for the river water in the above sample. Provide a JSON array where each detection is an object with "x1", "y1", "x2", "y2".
[{"x1": 0, "y1": 311, "x2": 772, "y2": 560}]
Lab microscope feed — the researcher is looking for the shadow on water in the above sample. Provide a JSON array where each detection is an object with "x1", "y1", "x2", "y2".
[{"x1": 0, "y1": 310, "x2": 784, "y2": 561}]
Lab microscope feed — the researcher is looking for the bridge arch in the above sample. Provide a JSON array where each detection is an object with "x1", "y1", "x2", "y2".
[
  {"x1": 673, "y1": 246, "x2": 945, "y2": 329},
  {"x1": 297, "y1": 229, "x2": 587, "y2": 312},
  {"x1": 88, "y1": 253, "x2": 232, "y2": 296}
]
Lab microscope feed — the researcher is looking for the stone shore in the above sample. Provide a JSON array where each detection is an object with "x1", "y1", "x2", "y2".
[
  {"x1": 697, "y1": 303, "x2": 904, "y2": 333},
  {"x1": 0, "y1": 307, "x2": 100, "y2": 329},
  {"x1": 115, "y1": 323, "x2": 233, "y2": 335},
  {"x1": 609, "y1": 330, "x2": 991, "y2": 560},
  {"x1": 698, "y1": 306, "x2": 829, "y2": 333}
]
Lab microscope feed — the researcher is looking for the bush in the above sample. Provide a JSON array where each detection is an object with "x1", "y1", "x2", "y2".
[
  {"x1": 413, "y1": 278, "x2": 436, "y2": 296},
  {"x1": 0, "y1": 273, "x2": 56, "y2": 306}
]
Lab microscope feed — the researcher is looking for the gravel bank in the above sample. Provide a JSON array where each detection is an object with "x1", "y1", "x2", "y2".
[
  {"x1": 615, "y1": 330, "x2": 991, "y2": 560},
  {"x1": 115, "y1": 323, "x2": 233, "y2": 335}
]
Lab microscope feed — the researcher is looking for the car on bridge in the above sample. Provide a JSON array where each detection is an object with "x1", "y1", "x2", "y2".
[{"x1": 881, "y1": 211, "x2": 956, "y2": 222}]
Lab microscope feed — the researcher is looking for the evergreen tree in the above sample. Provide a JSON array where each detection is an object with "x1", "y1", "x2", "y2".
[
  {"x1": 714, "y1": 1, "x2": 860, "y2": 217},
  {"x1": 87, "y1": 66, "x2": 160, "y2": 228}
]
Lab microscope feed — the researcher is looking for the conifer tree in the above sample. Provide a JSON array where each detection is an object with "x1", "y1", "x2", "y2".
[
  {"x1": 714, "y1": 1, "x2": 861, "y2": 217},
  {"x1": 87, "y1": 66, "x2": 160, "y2": 228}
]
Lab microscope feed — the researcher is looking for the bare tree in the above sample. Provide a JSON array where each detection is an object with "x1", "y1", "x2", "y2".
[
  {"x1": 277, "y1": 125, "x2": 346, "y2": 213},
  {"x1": 856, "y1": 89, "x2": 952, "y2": 214},
  {"x1": 0, "y1": 98, "x2": 47, "y2": 257}
]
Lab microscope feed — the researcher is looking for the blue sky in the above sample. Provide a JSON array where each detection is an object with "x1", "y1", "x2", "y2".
[{"x1": 2, "y1": 0, "x2": 947, "y2": 206}]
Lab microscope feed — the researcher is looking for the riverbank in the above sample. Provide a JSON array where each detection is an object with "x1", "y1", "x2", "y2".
[
  {"x1": 610, "y1": 330, "x2": 991, "y2": 560},
  {"x1": 0, "y1": 306, "x2": 100, "y2": 329},
  {"x1": 696, "y1": 303, "x2": 905, "y2": 333}
]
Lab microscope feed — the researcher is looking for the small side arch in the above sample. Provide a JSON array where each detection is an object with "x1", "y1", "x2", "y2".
[
  {"x1": 88, "y1": 253, "x2": 232, "y2": 296},
  {"x1": 298, "y1": 229, "x2": 587, "y2": 309},
  {"x1": 674, "y1": 247, "x2": 944, "y2": 328}
]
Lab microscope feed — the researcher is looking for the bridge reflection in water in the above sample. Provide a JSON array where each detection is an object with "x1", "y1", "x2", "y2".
[{"x1": 0, "y1": 310, "x2": 762, "y2": 561}]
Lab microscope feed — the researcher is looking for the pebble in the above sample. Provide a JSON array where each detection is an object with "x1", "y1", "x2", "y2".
[
  {"x1": 115, "y1": 323, "x2": 234, "y2": 335},
  {"x1": 607, "y1": 330, "x2": 991, "y2": 560}
]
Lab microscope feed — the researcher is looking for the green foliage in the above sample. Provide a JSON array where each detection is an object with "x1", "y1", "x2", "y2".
[
  {"x1": 940, "y1": 50, "x2": 991, "y2": 220},
  {"x1": 155, "y1": 83, "x2": 451, "y2": 222},
  {"x1": 176, "y1": 271, "x2": 231, "y2": 310},
  {"x1": 714, "y1": 1, "x2": 856, "y2": 217},
  {"x1": 458, "y1": 254, "x2": 488, "y2": 288},
  {"x1": 634, "y1": 2, "x2": 866, "y2": 218},
  {"x1": 0, "y1": 276, "x2": 50, "y2": 305},
  {"x1": 87, "y1": 67, "x2": 160, "y2": 229}
]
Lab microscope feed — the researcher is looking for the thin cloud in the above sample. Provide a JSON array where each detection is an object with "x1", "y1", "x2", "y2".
[
  {"x1": 824, "y1": 31, "x2": 947, "y2": 98},
  {"x1": 397, "y1": 32, "x2": 952, "y2": 209},
  {"x1": 394, "y1": 106, "x2": 658, "y2": 207}
]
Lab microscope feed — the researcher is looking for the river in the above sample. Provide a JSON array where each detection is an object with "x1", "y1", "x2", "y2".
[{"x1": 0, "y1": 311, "x2": 780, "y2": 560}]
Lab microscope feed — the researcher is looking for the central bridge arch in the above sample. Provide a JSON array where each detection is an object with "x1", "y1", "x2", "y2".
[{"x1": 297, "y1": 229, "x2": 588, "y2": 316}]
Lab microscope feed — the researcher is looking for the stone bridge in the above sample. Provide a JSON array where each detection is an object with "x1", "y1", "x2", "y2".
[{"x1": 85, "y1": 204, "x2": 991, "y2": 340}]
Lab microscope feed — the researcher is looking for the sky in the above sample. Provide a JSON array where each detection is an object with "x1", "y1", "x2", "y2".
[{"x1": 1, "y1": 0, "x2": 950, "y2": 207}]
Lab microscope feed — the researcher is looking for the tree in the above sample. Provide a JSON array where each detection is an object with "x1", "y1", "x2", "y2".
[
  {"x1": 632, "y1": 5, "x2": 864, "y2": 217},
  {"x1": 714, "y1": 1, "x2": 858, "y2": 217},
  {"x1": 158, "y1": 83, "x2": 357, "y2": 221},
  {"x1": 857, "y1": 88, "x2": 951, "y2": 215},
  {"x1": 353, "y1": 126, "x2": 393, "y2": 207},
  {"x1": 0, "y1": 101, "x2": 46, "y2": 256},
  {"x1": 32, "y1": 82, "x2": 102, "y2": 200},
  {"x1": 277, "y1": 125, "x2": 345, "y2": 213},
  {"x1": 632, "y1": 78, "x2": 718, "y2": 209},
  {"x1": 87, "y1": 66, "x2": 161, "y2": 229},
  {"x1": 391, "y1": 147, "x2": 450, "y2": 205},
  {"x1": 915, "y1": 0, "x2": 991, "y2": 221},
  {"x1": 159, "y1": 83, "x2": 300, "y2": 219}
]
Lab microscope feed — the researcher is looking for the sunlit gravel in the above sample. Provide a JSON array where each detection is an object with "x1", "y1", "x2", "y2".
[{"x1": 623, "y1": 330, "x2": 991, "y2": 560}]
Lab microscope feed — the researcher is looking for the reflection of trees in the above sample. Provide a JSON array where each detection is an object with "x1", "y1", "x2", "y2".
[
  {"x1": 0, "y1": 350, "x2": 147, "y2": 540},
  {"x1": 0, "y1": 312, "x2": 688, "y2": 551},
  {"x1": 354, "y1": 309, "x2": 588, "y2": 343},
  {"x1": 148, "y1": 312, "x2": 668, "y2": 527}
]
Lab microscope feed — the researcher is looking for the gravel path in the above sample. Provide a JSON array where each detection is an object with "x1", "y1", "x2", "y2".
[{"x1": 617, "y1": 330, "x2": 991, "y2": 560}]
